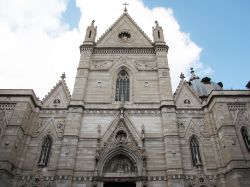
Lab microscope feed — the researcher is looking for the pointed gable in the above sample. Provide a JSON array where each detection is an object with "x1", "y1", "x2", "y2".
[
  {"x1": 42, "y1": 77, "x2": 71, "y2": 108},
  {"x1": 102, "y1": 113, "x2": 141, "y2": 147},
  {"x1": 96, "y1": 12, "x2": 153, "y2": 48},
  {"x1": 174, "y1": 80, "x2": 202, "y2": 108}
]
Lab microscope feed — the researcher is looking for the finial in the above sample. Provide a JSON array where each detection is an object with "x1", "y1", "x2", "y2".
[
  {"x1": 155, "y1": 20, "x2": 159, "y2": 25},
  {"x1": 180, "y1": 72, "x2": 185, "y2": 80},
  {"x1": 61, "y1": 72, "x2": 66, "y2": 79},
  {"x1": 189, "y1": 67, "x2": 199, "y2": 81},
  {"x1": 190, "y1": 67, "x2": 194, "y2": 74},
  {"x1": 123, "y1": 2, "x2": 129, "y2": 12},
  {"x1": 91, "y1": 20, "x2": 95, "y2": 26}
]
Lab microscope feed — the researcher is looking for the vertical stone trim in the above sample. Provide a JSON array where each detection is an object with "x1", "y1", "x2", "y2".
[
  {"x1": 71, "y1": 47, "x2": 93, "y2": 103},
  {"x1": 155, "y1": 46, "x2": 174, "y2": 107},
  {"x1": 56, "y1": 106, "x2": 84, "y2": 186},
  {"x1": 161, "y1": 107, "x2": 183, "y2": 177}
]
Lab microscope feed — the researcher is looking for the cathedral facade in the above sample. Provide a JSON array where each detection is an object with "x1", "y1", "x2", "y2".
[{"x1": 0, "y1": 10, "x2": 250, "y2": 187}]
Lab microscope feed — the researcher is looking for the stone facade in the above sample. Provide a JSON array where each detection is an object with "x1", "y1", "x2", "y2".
[{"x1": 0, "y1": 11, "x2": 250, "y2": 187}]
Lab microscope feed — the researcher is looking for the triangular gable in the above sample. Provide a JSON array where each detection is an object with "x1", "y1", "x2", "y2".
[
  {"x1": 101, "y1": 112, "x2": 141, "y2": 147},
  {"x1": 174, "y1": 80, "x2": 202, "y2": 108},
  {"x1": 35, "y1": 117, "x2": 64, "y2": 138},
  {"x1": 96, "y1": 13, "x2": 153, "y2": 48},
  {"x1": 42, "y1": 78, "x2": 71, "y2": 108},
  {"x1": 184, "y1": 119, "x2": 204, "y2": 139}
]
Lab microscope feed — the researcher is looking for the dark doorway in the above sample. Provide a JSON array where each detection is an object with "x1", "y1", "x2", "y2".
[{"x1": 104, "y1": 182, "x2": 136, "y2": 187}]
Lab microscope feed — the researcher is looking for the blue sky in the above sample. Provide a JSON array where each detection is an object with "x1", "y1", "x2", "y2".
[
  {"x1": 63, "y1": 0, "x2": 250, "y2": 89},
  {"x1": 146, "y1": 0, "x2": 250, "y2": 89},
  {"x1": 0, "y1": 0, "x2": 249, "y2": 98}
]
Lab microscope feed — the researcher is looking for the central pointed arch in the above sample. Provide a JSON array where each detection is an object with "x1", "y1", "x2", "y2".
[{"x1": 99, "y1": 148, "x2": 141, "y2": 177}]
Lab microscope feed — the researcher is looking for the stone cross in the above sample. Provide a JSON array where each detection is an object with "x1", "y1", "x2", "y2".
[{"x1": 123, "y1": 2, "x2": 129, "y2": 12}]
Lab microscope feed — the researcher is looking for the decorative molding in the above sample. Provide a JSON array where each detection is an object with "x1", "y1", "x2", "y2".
[
  {"x1": 0, "y1": 102, "x2": 16, "y2": 123},
  {"x1": 93, "y1": 47, "x2": 155, "y2": 54},
  {"x1": 84, "y1": 103, "x2": 160, "y2": 109},
  {"x1": 176, "y1": 110, "x2": 204, "y2": 115},
  {"x1": 155, "y1": 45, "x2": 169, "y2": 52},
  {"x1": 0, "y1": 102, "x2": 16, "y2": 110},
  {"x1": 83, "y1": 110, "x2": 118, "y2": 115},
  {"x1": 17, "y1": 174, "x2": 217, "y2": 183},
  {"x1": 40, "y1": 109, "x2": 67, "y2": 115},
  {"x1": 80, "y1": 45, "x2": 94, "y2": 52},
  {"x1": 83, "y1": 109, "x2": 161, "y2": 116},
  {"x1": 228, "y1": 103, "x2": 249, "y2": 126},
  {"x1": 125, "y1": 110, "x2": 161, "y2": 116}
]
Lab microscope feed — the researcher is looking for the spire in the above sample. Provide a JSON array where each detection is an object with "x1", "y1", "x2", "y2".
[
  {"x1": 83, "y1": 20, "x2": 97, "y2": 44},
  {"x1": 152, "y1": 20, "x2": 166, "y2": 45}
]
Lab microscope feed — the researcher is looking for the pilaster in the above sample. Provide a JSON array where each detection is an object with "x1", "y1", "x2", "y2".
[
  {"x1": 155, "y1": 46, "x2": 174, "y2": 107},
  {"x1": 71, "y1": 45, "x2": 93, "y2": 104},
  {"x1": 161, "y1": 107, "x2": 183, "y2": 177},
  {"x1": 56, "y1": 106, "x2": 84, "y2": 186}
]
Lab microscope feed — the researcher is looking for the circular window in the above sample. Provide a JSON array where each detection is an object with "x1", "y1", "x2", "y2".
[
  {"x1": 115, "y1": 130, "x2": 127, "y2": 142},
  {"x1": 118, "y1": 32, "x2": 131, "y2": 42}
]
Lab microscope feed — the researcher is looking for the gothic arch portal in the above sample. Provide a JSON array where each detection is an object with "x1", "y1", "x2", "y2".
[
  {"x1": 100, "y1": 149, "x2": 140, "y2": 177},
  {"x1": 98, "y1": 147, "x2": 143, "y2": 177}
]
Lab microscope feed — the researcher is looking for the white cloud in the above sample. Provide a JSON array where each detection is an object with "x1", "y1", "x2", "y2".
[
  {"x1": 0, "y1": 0, "x2": 209, "y2": 98},
  {"x1": 0, "y1": 0, "x2": 81, "y2": 98}
]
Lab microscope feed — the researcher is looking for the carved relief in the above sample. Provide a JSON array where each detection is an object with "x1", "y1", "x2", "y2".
[
  {"x1": 57, "y1": 120, "x2": 65, "y2": 133},
  {"x1": 0, "y1": 102, "x2": 16, "y2": 122},
  {"x1": 182, "y1": 118, "x2": 207, "y2": 139},
  {"x1": 91, "y1": 60, "x2": 113, "y2": 70},
  {"x1": 34, "y1": 117, "x2": 65, "y2": 137},
  {"x1": 187, "y1": 173, "x2": 216, "y2": 187},
  {"x1": 228, "y1": 103, "x2": 249, "y2": 126},
  {"x1": 104, "y1": 155, "x2": 136, "y2": 173},
  {"x1": 135, "y1": 61, "x2": 157, "y2": 70}
]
